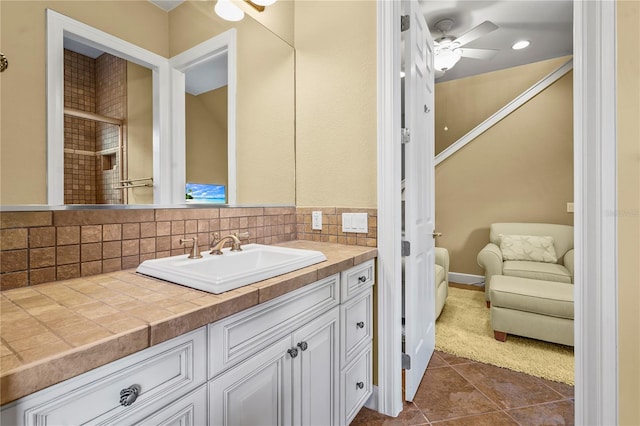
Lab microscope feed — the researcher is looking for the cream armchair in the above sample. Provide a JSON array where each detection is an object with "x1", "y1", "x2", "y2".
[
  {"x1": 435, "y1": 247, "x2": 450, "y2": 319},
  {"x1": 477, "y1": 223, "x2": 574, "y2": 307}
]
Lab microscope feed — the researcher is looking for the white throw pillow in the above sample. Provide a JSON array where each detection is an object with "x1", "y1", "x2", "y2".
[{"x1": 499, "y1": 234, "x2": 558, "y2": 263}]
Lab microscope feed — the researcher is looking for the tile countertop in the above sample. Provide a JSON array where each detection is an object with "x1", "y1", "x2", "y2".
[{"x1": 0, "y1": 241, "x2": 376, "y2": 405}]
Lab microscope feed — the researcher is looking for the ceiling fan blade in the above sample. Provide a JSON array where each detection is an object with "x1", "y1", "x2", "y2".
[
  {"x1": 454, "y1": 21, "x2": 499, "y2": 47},
  {"x1": 460, "y1": 47, "x2": 499, "y2": 60}
]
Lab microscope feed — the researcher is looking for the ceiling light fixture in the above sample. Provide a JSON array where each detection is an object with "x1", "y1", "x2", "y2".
[
  {"x1": 434, "y1": 40, "x2": 463, "y2": 72},
  {"x1": 512, "y1": 40, "x2": 531, "y2": 50},
  {"x1": 215, "y1": 0, "x2": 277, "y2": 21},
  {"x1": 215, "y1": 0, "x2": 244, "y2": 21}
]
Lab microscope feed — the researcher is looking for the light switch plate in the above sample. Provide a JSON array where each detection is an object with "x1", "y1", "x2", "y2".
[
  {"x1": 342, "y1": 213, "x2": 368, "y2": 233},
  {"x1": 312, "y1": 211, "x2": 322, "y2": 230},
  {"x1": 567, "y1": 202, "x2": 574, "y2": 213}
]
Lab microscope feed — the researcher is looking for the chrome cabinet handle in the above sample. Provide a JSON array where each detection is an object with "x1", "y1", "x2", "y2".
[
  {"x1": 358, "y1": 276, "x2": 367, "y2": 283},
  {"x1": 119, "y1": 384, "x2": 141, "y2": 407},
  {"x1": 356, "y1": 321, "x2": 365, "y2": 329},
  {"x1": 297, "y1": 341, "x2": 308, "y2": 351},
  {"x1": 356, "y1": 382, "x2": 364, "y2": 390},
  {"x1": 287, "y1": 347, "x2": 299, "y2": 358}
]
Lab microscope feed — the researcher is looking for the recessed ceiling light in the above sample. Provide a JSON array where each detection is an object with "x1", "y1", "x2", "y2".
[{"x1": 512, "y1": 40, "x2": 531, "y2": 50}]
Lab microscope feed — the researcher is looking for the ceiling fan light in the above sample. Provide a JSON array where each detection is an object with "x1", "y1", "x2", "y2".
[
  {"x1": 251, "y1": 0, "x2": 277, "y2": 5},
  {"x1": 215, "y1": 0, "x2": 245, "y2": 21},
  {"x1": 434, "y1": 47, "x2": 462, "y2": 72},
  {"x1": 512, "y1": 40, "x2": 531, "y2": 50}
]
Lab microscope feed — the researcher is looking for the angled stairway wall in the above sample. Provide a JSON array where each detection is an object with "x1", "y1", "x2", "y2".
[{"x1": 434, "y1": 57, "x2": 575, "y2": 278}]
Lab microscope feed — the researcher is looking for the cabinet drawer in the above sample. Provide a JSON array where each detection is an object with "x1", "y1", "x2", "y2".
[
  {"x1": 341, "y1": 259, "x2": 374, "y2": 302},
  {"x1": 340, "y1": 348, "x2": 372, "y2": 426},
  {"x1": 209, "y1": 274, "x2": 339, "y2": 378},
  {"x1": 1, "y1": 328, "x2": 206, "y2": 426},
  {"x1": 340, "y1": 288, "x2": 373, "y2": 368},
  {"x1": 132, "y1": 384, "x2": 208, "y2": 426}
]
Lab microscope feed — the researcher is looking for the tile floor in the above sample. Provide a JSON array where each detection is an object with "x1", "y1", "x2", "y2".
[{"x1": 351, "y1": 351, "x2": 575, "y2": 425}]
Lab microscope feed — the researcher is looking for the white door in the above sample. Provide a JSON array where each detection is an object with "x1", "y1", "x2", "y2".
[
  {"x1": 403, "y1": 0, "x2": 436, "y2": 402},
  {"x1": 292, "y1": 307, "x2": 339, "y2": 426}
]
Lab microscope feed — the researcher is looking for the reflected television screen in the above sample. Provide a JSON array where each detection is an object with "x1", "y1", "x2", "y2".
[{"x1": 186, "y1": 183, "x2": 226, "y2": 204}]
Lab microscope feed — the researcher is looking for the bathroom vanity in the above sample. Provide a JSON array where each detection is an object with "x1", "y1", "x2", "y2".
[{"x1": 0, "y1": 242, "x2": 376, "y2": 425}]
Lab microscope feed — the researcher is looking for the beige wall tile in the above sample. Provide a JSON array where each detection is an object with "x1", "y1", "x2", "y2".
[
  {"x1": 57, "y1": 246, "x2": 80, "y2": 265},
  {"x1": 81, "y1": 243, "x2": 102, "y2": 262},
  {"x1": 0, "y1": 272, "x2": 28, "y2": 291},
  {"x1": 140, "y1": 222, "x2": 156, "y2": 238},
  {"x1": 81, "y1": 261, "x2": 102, "y2": 277},
  {"x1": 122, "y1": 255, "x2": 140, "y2": 270},
  {"x1": 102, "y1": 258, "x2": 122, "y2": 273},
  {"x1": 57, "y1": 226, "x2": 80, "y2": 246},
  {"x1": 156, "y1": 222, "x2": 171, "y2": 236},
  {"x1": 29, "y1": 227, "x2": 56, "y2": 248},
  {"x1": 1, "y1": 251, "x2": 27, "y2": 273},
  {"x1": 1, "y1": 229, "x2": 28, "y2": 250},
  {"x1": 140, "y1": 238, "x2": 156, "y2": 254},
  {"x1": 57, "y1": 264, "x2": 80, "y2": 281},
  {"x1": 102, "y1": 241, "x2": 121, "y2": 259},
  {"x1": 29, "y1": 248, "x2": 56, "y2": 269},
  {"x1": 81, "y1": 225, "x2": 102, "y2": 243},
  {"x1": 122, "y1": 240, "x2": 139, "y2": 257},
  {"x1": 102, "y1": 224, "x2": 122, "y2": 241},
  {"x1": 30, "y1": 268, "x2": 56, "y2": 285},
  {"x1": 122, "y1": 223, "x2": 140, "y2": 240},
  {"x1": 1, "y1": 212, "x2": 52, "y2": 229}
]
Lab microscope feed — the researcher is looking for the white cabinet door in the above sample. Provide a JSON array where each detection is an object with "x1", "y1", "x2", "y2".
[
  {"x1": 209, "y1": 336, "x2": 293, "y2": 426},
  {"x1": 292, "y1": 307, "x2": 339, "y2": 426}
]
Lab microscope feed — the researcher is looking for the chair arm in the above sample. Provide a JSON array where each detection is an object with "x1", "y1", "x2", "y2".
[
  {"x1": 477, "y1": 243, "x2": 504, "y2": 301},
  {"x1": 564, "y1": 249, "x2": 575, "y2": 282},
  {"x1": 435, "y1": 247, "x2": 450, "y2": 283}
]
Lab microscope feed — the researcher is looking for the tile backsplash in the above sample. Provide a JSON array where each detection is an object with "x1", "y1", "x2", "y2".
[{"x1": 0, "y1": 207, "x2": 377, "y2": 290}]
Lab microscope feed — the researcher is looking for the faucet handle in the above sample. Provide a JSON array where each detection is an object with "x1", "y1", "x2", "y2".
[{"x1": 180, "y1": 237, "x2": 202, "y2": 259}]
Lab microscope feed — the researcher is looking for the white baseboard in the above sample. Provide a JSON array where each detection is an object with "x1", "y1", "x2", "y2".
[
  {"x1": 364, "y1": 385, "x2": 378, "y2": 411},
  {"x1": 448, "y1": 272, "x2": 484, "y2": 286}
]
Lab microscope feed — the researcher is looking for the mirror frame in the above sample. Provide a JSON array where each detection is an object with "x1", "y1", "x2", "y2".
[
  {"x1": 169, "y1": 30, "x2": 238, "y2": 205},
  {"x1": 46, "y1": 9, "x2": 172, "y2": 205}
]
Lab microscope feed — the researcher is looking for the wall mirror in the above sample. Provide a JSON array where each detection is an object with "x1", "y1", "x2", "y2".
[
  {"x1": 28, "y1": 2, "x2": 295, "y2": 208},
  {"x1": 46, "y1": 9, "x2": 172, "y2": 205}
]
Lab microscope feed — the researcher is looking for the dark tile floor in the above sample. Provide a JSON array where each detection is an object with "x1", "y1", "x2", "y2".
[{"x1": 351, "y1": 351, "x2": 574, "y2": 425}]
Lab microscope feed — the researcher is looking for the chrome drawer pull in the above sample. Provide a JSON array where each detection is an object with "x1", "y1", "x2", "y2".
[
  {"x1": 356, "y1": 382, "x2": 364, "y2": 390},
  {"x1": 119, "y1": 384, "x2": 141, "y2": 407},
  {"x1": 297, "y1": 341, "x2": 308, "y2": 351},
  {"x1": 356, "y1": 321, "x2": 365, "y2": 329},
  {"x1": 287, "y1": 347, "x2": 299, "y2": 358},
  {"x1": 358, "y1": 276, "x2": 367, "y2": 283}
]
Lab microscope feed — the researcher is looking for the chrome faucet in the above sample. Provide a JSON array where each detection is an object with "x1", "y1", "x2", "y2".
[
  {"x1": 180, "y1": 237, "x2": 202, "y2": 259},
  {"x1": 210, "y1": 232, "x2": 249, "y2": 255}
]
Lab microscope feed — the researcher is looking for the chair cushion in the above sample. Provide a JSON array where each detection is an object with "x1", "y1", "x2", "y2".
[
  {"x1": 503, "y1": 261, "x2": 572, "y2": 283},
  {"x1": 435, "y1": 264, "x2": 445, "y2": 286},
  {"x1": 490, "y1": 276, "x2": 574, "y2": 319}
]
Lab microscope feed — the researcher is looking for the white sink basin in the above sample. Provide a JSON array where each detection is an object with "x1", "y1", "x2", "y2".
[{"x1": 136, "y1": 244, "x2": 327, "y2": 294}]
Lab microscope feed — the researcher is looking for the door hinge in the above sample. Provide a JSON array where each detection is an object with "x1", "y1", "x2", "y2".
[
  {"x1": 401, "y1": 15, "x2": 410, "y2": 32},
  {"x1": 402, "y1": 353, "x2": 411, "y2": 369},
  {"x1": 402, "y1": 240, "x2": 411, "y2": 257},
  {"x1": 401, "y1": 128, "x2": 410, "y2": 144}
]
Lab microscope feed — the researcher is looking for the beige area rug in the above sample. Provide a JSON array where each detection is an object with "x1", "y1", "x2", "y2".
[{"x1": 435, "y1": 286, "x2": 575, "y2": 385}]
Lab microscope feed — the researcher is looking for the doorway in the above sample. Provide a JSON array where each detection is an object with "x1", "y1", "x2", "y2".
[{"x1": 375, "y1": 1, "x2": 619, "y2": 424}]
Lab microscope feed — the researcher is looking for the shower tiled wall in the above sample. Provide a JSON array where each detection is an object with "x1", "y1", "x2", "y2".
[
  {"x1": 63, "y1": 50, "x2": 125, "y2": 205},
  {"x1": 64, "y1": 50, "x2": 97, "y2": 204}
]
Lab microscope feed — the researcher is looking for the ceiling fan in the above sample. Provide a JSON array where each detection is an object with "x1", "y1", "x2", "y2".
[{"x1": 433, "y1": 19, "x2": 499, "y2": 77}]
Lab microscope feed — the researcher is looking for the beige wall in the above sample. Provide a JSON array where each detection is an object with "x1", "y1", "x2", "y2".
[
  {"x1": 186, "y1": 88, "x2": 228, "y2": 192},
  {"x1": 294, "y1": 0, "x2": 377, "y2": 208},
  {"x1": 127, "y1": 62, "x2": 154, "y2": 205},
  {"x1": 237, "y1": 0, "x2": 295, "y2": 46},
  {"x1": 435, "y1": 71, "x2": 574, "y2": 276},
  {"x1": 435, "y1": 56, "x2": 572, "y2": 155},
  {"x1": 617, "y1": 1, "x2": 640, "y2": 424},
  {"x1": 0, "y1": 1, "x2": 168, "y2": 205}
]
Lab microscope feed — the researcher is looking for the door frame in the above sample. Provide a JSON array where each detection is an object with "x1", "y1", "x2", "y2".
[{"x1": 375, "y1": 1, "x2": 619, "y2": 424}]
